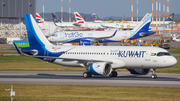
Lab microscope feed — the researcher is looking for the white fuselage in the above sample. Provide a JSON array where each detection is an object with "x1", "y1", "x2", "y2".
[
  {"x1": 48, "y1": 30, "x2": 132, "y2": 43},
  {"x1": 78, "y1": 22, "x2": 103, "y2": 29},
  {"x1": 45, "y1": 45, "x2": 177, "y2": 69},
  {"x1": 55, "y1": 22, "x2": 75, "y2": 28}
]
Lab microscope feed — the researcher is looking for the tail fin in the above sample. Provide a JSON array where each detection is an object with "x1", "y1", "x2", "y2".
[
  {"x1": 52, "y1": 13, "x2": 61, "y2": 25},
  {"x1": 165, "y1": 13, "x2": 174, "y2": 21},
  {"x1": 93, "y1": 13, "x2": 102, "y2": 22},
  {"x1": 130, "y1": 13, "x2": 154, "y2": 39},
  {"x1": 36, "y1": 13, "x2": 44, "y2": 23},
  {"x1": 74, "y1": 12, "x2": 85, "y2": 24},
  {"x1": 24, "y1": 14, "x2": 52, "y2": 47}
]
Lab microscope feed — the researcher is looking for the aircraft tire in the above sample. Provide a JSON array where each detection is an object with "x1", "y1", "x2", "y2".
[
  {"x1": 83, "y1": 72, "x2": 92, "y2": 78},
  {"x1": 109, "y1": 71, "x2": 118, "y2": 77},
  {"x1": 151, "y1": 74, "x2": 157, "y2": 79}
]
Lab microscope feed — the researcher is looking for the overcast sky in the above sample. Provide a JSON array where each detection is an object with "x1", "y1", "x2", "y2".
[{"x1": 36, "y1": 0, "x2": 180, "y2": 18}]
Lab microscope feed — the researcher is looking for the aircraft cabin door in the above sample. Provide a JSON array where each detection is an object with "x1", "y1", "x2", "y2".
[{"x1": 145, "y1": 49, "x2": 151, "y2": 61}]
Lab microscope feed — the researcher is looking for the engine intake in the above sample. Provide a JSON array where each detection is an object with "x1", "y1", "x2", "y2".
[{"x1": 89, "y1": 62, "x2": 112, "y2": 75}]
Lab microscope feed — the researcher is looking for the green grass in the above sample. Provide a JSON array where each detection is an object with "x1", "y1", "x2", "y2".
[
  {"x1": 0, "y1": 56, "x2": 180, "y2": 73},
  {"x1": 167, "y1": 47, "x2": 180, "y2": 54},
  {"x1": 0, "y1": 84, "x2": 180, "y2": 101},
  {"x1": 0, "y1": 56, "x2": 85, "y2": 71}
]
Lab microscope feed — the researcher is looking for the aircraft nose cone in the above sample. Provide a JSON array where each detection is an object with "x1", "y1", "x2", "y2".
[{"x1": 170, "y1": 57, "x2": 177, "y2": 66}]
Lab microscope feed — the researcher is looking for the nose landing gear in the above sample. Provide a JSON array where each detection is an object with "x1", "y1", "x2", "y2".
[{"x1": 151, "y1": 69, "x2": 157, "y2": 79}]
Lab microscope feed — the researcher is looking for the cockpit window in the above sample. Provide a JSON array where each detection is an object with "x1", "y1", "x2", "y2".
[
  {"x1": 52, "y1": 34, "x2": 58, "y2": 37},
  {"x1": 157, "y1": 52, "x2": 171, "y2": 56}
]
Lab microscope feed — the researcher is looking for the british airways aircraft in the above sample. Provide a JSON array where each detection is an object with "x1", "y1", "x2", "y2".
[
  {"x1": 73, "y1": 12, "x2": 104, "y2": 29},
  {"x1": 36, "y1": 13, "x2": 44, "y2": 24},
  {"x1": 48, "y1": 13, "x2": 154, "y2": 45},
  {"x1": 14, "y1": 14, "x2": 177, "y2": 79}
]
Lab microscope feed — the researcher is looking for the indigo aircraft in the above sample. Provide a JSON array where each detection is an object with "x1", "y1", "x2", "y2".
[
  {"x1": 48, "y1": 13, "x2": 154, "y2": 45},
  {"x1": 14, "y1": 14, "x2": 177, "y2": 79}
]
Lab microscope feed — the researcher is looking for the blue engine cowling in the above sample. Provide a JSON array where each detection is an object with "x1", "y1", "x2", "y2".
[
  {"x1": 80, "y1": 40, "x2": 91, "y2": 45},
  {"x1": 89, "y1": 62, "x2": 112, "y2": 75},
  {"x1": 127, "y1": 68, "x2": 150, "y2": 75}
]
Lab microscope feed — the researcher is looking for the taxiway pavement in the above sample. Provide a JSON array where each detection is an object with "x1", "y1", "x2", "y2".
[{"x1": 0, "y1": 71, "x2": 180, "y2": 88}]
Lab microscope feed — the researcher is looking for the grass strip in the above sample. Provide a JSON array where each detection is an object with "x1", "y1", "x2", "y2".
[{"x1": 0, "y1": 84, "x2": 180, "y2": 101}]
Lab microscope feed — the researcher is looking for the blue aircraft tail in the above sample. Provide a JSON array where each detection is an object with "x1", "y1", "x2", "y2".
[
  {"x1": 52, "y1": 13, "x2": 61, "y2": 25},
  {"x1": 24, "y1": 14, "x2": 52, "y2": 47},
  {"x1": 129, "y1": 13, "x2": 154, "y2": 39},
  {"x1": 165, "y1": 13, "x2": 174, "y2": 21}
]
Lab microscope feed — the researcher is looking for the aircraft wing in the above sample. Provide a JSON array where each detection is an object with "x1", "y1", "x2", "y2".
[
  {"x1": 91, "y1": 30, "x2": 117, "y2": 42},
  {"x1": 35, "y1": 55, "x2": 113, "y2": 64}
]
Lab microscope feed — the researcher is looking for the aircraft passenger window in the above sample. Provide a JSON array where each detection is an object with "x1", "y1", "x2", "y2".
[
  {"x1": 157, "y1": 52, "x2": 171, "y2": 56},
  {"x1": 107, "y1": 53, "x2": 109, "y2": 55}
]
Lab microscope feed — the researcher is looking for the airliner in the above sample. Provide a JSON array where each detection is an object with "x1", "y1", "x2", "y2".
[
  {"x1": 99, "y1": 13, "x2": 174, "y2": 30},
  {"x1": 52, "y1": 13, "x2": 75, "y2": 28},
  {"x1": 93, "y1": 13, "x2": 102, "y2": 23},
  {"x1": 36, "y1": 13, "x2": 56, "y2": 36},
  {"x1": 14, "y1": 14, "x2": 177, "y2": 79},
  {"x1": 73, "y1": 12, "x2": 104, "y2": 29},
  {"x1": 48, "y1": 13, "x2": 154, "y2": 45},
  {"x1": 36, "y1": 13, "x2": 44, "y2": 23}
]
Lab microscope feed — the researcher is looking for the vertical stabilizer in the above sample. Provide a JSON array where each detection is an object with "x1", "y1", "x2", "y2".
[
  {"x1": 24, "y1": 14, "x2": 52, "y2": 47},
  {"x1": 93, "y1": 13, "x2": 102, "y2": 22}
]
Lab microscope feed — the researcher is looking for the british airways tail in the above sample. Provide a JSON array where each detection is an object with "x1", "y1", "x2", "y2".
[
  {"x1": 24, "y1": 14, "x2": 52, "y2": 47},
  {"x1": 129, "y1": 13, "x2": 154, "y2": 39},
  {"x1": 93, "y1": 13, "x2": 102, "y2": 22},
  {"x1": 36, "y1": 13, "x2": 44, "y2": 23},
  {"x1": 52, "y1": 13, "x2": 61, "y2": 26},
  {"x1": 165, "y1": 13, "x2": 174, "y2": 21},
  {"x1": 74, "y1": 12, "x2": 85, "y2": 25}
]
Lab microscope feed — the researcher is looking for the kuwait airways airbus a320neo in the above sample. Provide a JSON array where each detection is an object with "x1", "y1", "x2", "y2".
[{"x1": 14, "y1": 14, "x2": 177, "y2": 79}]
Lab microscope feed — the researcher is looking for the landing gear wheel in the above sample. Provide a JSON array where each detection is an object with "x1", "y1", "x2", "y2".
[
  {"x1": 151, "y1": 69, "x2": 157, "y2": 79},
  {"x1": 83, "y1": 72, "x2": 92, "y2": 78},
  {"x1": 151, "y1": 74, "x2": 157, "y2": 79},
  {"x1": 109, "y1": 71, "x2": 118, "y2": 77}
]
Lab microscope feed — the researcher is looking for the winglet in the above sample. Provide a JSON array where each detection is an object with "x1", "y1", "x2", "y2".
[
  {"x1": 136, "y1": 41, "x2": 140, "y2": 46},
  {"x1": 112, "y1": 30, "x2": 118, "y2": 37},
  {"x1": 13, "y1": 42, "x2": 22, "y2": 54}
]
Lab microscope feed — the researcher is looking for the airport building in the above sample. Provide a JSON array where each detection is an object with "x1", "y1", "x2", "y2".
[{"x1": 0, "y1": 0, "x2": 36, "y2": 24}]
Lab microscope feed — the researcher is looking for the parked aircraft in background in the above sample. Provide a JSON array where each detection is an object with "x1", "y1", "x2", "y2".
[
  {"x1": 52, "y1": 13, "x2": 75, "y2": 28},
  {"x1": 99, "y1": 13, "x2": 174, "y2": 30},
  {"x1": 35, "y1": 13, "x2": 56, "y2": 36},
  {"x1": 14, "y1": 14, "x2": 177, "y2": 79},
  {"x1": 36, "y1": 13, "x2": 44, "y2": 23},
  {"x1": 93, "y1": 13, "x2": 102, "y2": 23},
  {"x1": 48, "y1": 13, "x2": 154, "y2": 45},
  {"x1": 73, "y1": 12, "x2": 104, "y2": 29}
]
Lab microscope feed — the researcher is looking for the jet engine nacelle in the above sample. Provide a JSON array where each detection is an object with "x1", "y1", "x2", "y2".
[
  {"x1": 127, "y1": 68, "x2": 150, "y2": 75},
  {"x1": 89, "y1": 62, "x2": 112, "y2": 75},
  {"x1": 80, "y1": 40, "x2": 91, "y2": 45}
]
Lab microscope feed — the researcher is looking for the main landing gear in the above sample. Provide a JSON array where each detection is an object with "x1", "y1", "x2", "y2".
[
  {"x1": 151, "y1": 69, "x2": 157, "y2": 79},
  {"x1": 83, "y1": 72, "x2": 92, "y2": 78},
  {"x1": 109, "y1": 70, "x2": 118, "y2": 77}
]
